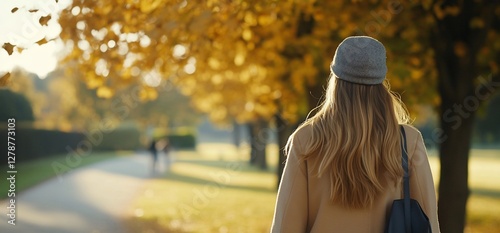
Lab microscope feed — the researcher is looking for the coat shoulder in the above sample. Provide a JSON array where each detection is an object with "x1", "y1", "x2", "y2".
[
  {"x1": 292, "y1": 123, "x2": 314, "y2": 145},
  {"x1": 401, "y1": 124, "x2": 423, "y2": 141}
]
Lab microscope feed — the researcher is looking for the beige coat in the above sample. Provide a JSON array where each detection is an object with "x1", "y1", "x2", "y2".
[{"x1": 271, "y1": 124, "x2": 440, "y2": 233}]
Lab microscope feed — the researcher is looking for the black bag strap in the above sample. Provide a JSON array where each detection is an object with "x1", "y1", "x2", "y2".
[{"x1": 400, "y1": 125, "x2": 411, "y2": 233}]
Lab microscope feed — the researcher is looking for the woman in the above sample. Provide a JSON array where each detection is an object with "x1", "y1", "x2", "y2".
[{"x1": 271, "y1": 36, "x2": 440, "y2": 233}]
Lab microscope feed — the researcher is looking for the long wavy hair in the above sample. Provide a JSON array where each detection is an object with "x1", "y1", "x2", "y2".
[{"x1": 288, "y1": 75, "x2": 410, "y2": 209}]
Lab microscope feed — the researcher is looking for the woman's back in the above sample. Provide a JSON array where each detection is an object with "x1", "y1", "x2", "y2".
[{"x1": 271, "y1": 124, "x2": 438, "y2": 232}]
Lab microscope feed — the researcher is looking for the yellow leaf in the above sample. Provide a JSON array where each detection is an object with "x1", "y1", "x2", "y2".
[
  {"x1": 86, "y1": 73, "x2": 104, "y2": 89},
  {"x1": 258, "y1": 14, "x2": 274, "y2": 26},
  {"x1": 410, "y1": 69, "x2": 423, "y2": 80},
  {"x1": 208, "y1": 57, "x2": 221, "y2": 70},
  {"x1": 0, "y1": 72, "x2": 11, "y2": 86},
  {"x1": 490, "y1": 61, "x2": 499, "y2": 74},
  {"x1": 433, "y1": 95, "x2": 441, "y2": 106},
  {"x1": 444, "y1": 6, "x2": 460, "y2": 16},
  {"x1": 409, "y1": 43, "x2": 423, "y2": 53},
  {"x1": 2, "y1": 43, "x2": 15, "y2": 55},
  {"x1": 409, "y1": 57, "x2": 421, "y2": 67},
  {"x1": 212, "y1": 74, "x2": 222, "y2": 84},
  {"x1": 244, "y1": 12, "x2": 257, "y2": 26},
  {"x1": 470, "y1": 17, "x2": 485, "y2": 29},
  {"x1": 454, "y1": 42, "x2": 468, "y2": 57},
  {"x1": 139, "y1": 87, "x2": 158, "y2": 101},
  {"x1": 242, "y1": 28, "x2": 252, "y2": 41},
  {"x1": 39, "y1": 15, "x2": 51, "y2": 26},
  {"x1": 433, "y1": 4, "x2": 445, "y2": 19},
  {"x1": 124, "y1": 11, "x2": 132, "y2": 23},
  {"x1": 36, "y1": 38, "x2": 49, "y2": 45},
  {"x1": 96, "y1": 86, "x2": 114, "y2": 98},
  {"x1": 388, "y1": 75, "x2": 403, "y2": 90},
  {"x1": 96, "y1": 5, "x2": 112, "y2": 14},
  {"x1": 140, "y1": 0, "x2": 162, "y2": 14},
  {"x1": 234, "y1": 52, "x2": 245, "y2": 66}
]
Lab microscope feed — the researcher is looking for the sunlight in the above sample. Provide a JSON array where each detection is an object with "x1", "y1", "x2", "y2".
[
  {"x1": 0, "y1": 0, "x2": 71, "y2": 78},
  {"x1": 173, "y1": 44, "x2": 187, "y2": 58},
  {"x1": 143, "y1": 70, "x2": 162, "y2": 87},
  {"x1": 0, "y1": 41, "x2": 60, "y2": 78}
]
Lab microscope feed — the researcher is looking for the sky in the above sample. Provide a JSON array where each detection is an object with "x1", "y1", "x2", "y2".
[{"x1": 0, "y1": 0, "x2": 71, "y2": 78}]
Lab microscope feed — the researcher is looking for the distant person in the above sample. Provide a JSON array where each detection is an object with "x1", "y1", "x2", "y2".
[
  {"x1": 271, "y1": 36, "x2": 440, "y2": 232},
  {"x1": 158, "y1": 138, "x2": 172, "y2": 170},
  {"x1": 148, "y1": 139, "x2": 158, "y2": 174},
  {"x1": 161, "y1": 138, "x2": 171, "y2": 154}
]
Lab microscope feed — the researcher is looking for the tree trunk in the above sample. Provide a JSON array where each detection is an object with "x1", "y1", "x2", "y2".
[
  {"x1": 430, "y1": 2, "x2": 498, "y2": 231},
  {"x1": 248, "y1": 119, "x2": 269, "y2": 170},
  {"x1": 435, "y1": 43, "x2": 479, "y2": 233},
  {"x1": 434, "y1": 42, "x2": 476, "y2": 233},
  {"x1": 436, "y1": 67, "x2": 500, "y2": 233},
  {"x1": 438, "y1": 97, "x2": 475, "y2": 233},
  {"x1": 232, "y1": 121, "x2": 241, "y2": 149},
  {"x1": 247, "y1": 122, "x2": 256, "y2": 165},
  {"x1": 247, "y1": 122, "x2": 257, "y2": 165}
]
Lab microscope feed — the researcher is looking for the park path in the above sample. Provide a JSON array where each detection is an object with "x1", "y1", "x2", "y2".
[{"x1": 0, "y1": 152, "x2": 158, "y2": 233}]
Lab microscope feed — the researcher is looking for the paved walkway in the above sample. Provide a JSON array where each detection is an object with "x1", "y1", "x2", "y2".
[{"x1": 0, "y1": 152, "x2": 158, "y2": 233}]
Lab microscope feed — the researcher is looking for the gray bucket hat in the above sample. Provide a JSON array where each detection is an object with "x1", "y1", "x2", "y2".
[{"x1": 331, "y1": 36, "x2": 387, "y2": 85}]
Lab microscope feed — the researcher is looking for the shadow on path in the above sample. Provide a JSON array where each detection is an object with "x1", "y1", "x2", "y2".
[{"x1": 164, "y1": 162, "x2": 275, "y2": 194}]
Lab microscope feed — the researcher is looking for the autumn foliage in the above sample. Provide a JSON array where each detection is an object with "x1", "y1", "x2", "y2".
[{"x1": 53, "y1": 0, "x2": 499, "y2": 124}]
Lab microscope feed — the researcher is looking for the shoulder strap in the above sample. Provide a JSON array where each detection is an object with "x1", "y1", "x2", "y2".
[{"x1": 400, "y1": 125, "x2": 411, "y2": 233}]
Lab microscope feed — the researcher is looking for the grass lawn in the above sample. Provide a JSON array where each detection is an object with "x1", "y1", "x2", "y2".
[
  {"x1": 126, "y1": 145, "x2": 500, "y2": 233},
  {"x1": 0, "y1": 151, "x2": 128, "y2": 199},
  {"x1": 430, "y1": 149, "x2": 500, "y2": 233}
]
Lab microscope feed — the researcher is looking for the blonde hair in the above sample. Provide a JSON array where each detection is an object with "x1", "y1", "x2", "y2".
[{"x1": 287, "y1": 76, "x2": 410, "y2": 209}]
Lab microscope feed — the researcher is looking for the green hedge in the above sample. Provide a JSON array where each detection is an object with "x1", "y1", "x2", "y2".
[
  {"x1": 92, "y1": 127, "x2": 142, "y2": 151},
  {"x1": 0, "y1": 127, "x2": 84, "y2": 165},
  {"x1": 0, "y1": 89, "x2": 34, "y2": 122},
  {"x1": 165, "y1": 134, "x2": 196, "y2": 149},
  {"x1": 0, "y1": 125, "x2": 142, "y2": 165}
]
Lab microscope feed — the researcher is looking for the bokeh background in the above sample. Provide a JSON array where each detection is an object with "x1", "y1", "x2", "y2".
[{"x1": 0, "y1": 0, "x2": 499, "y2": 233}]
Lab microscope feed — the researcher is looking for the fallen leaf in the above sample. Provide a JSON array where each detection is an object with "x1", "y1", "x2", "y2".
[
  {"x1": 29, "y1": 9, "x2": 39, "y2": 13},
  {"x1": 11, "y1": 8, "x2": 19, "y2": 13}
]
